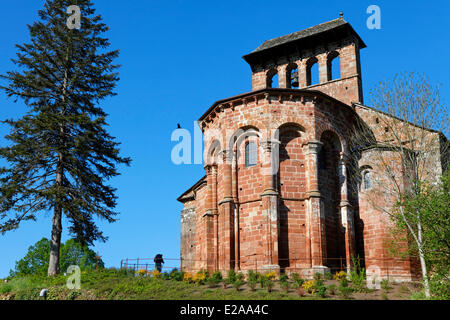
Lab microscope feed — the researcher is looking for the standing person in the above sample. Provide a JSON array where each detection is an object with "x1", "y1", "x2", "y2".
[{"x1": 154, "y1": 254, "x2": 164, "y2": 273}]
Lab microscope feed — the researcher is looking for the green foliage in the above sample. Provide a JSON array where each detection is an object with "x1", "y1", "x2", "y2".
[
  {"x1": 293, "y1": 277, "x2": 305, "y2": 288},
  {"x1": 0, "y1": 0, "x2": 130, "y2": 274},
  {"x1": 247, "y1": 279, "x2": 258, "y2": 292},
  {"x1": 410, "y1": 291, "x2": 427, "y2": 300},
  {"x1": 290, "y1": 272, "x2": 300, "y2": 282},
  {"x1": 381, "y1": 279, "x2": 392, "y2": 291},
  {"x1": 327, "y1": 284, "x2": 337, "y2": 295},
  {"x1": 280, "y1": 281, "x2": 290, "y2": 293},
  {"x1": 338, "y1": 286, "x2": 353, "y2": 299},
  {"x1": 265, "y1": 279, "x2": 274, "y2": 293},
  {"x1": 233, "y1": 279, "x2": 244, "y2": 291},
  {"x1": 349, "y1": 256, "x2": 366, "y2": 292},
  {"x1": 381, "y1": 292, "x2": 388, "y2": 300},
  {"x1": 313, "y1": 272, "x2": 323, "y2": 281},
  {"x1": 10, "y1": 237, "x2": 104, "y2": 276},
  {"x1": 169, "y1": 269, "x2": 183, "y2": 281},
  {"x1": 315, "y1": 285, "x2": 327, "y2": 298},
  {"x1": 324, "y1": 272, "x2": 333, "y2": 280},
  {"x1": 226, "y1": 270, "x2": 237, "y2": 283},
  {"x1": 279, "y1": 274, "x2": 288, "y2": 283},
  {"x1": 211, "y1": 271, "x2": 222, "y2": 282},
  {"x1": 393, "y1": 169, "x2": 450, "y2": 299}
]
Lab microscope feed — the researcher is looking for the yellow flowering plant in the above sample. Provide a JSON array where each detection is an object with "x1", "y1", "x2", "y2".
[
  {"x1": 136, "y1": 269, "x2": 148, "y2": 277},
  {"x1": 333, "y1": 271, "x2": 347, "y2": 281},
  {"x1": 302, "y1": 280, "x2": 317, "y2": 294},
  {"x1": 182, "y1": 272, "x2": 193, "y2": 283},
  {"x1": 264, "y1": 271, "x2": 277, "y2": 280},
  {"x1": 152, "y1": 269, "x2": 161, "y2": 278}
]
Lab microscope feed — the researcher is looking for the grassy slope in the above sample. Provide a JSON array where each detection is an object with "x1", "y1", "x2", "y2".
[{"x1": 0, "y1": 269, "x2": 422, "y2": 300}]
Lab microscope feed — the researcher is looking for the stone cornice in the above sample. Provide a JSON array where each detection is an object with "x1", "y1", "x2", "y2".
[{"x1": 198, "y1": 88, "x2": 357, "y2": 131}]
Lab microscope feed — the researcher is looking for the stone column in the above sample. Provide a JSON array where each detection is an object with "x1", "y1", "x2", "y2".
[
  {"x1": 203, "y1": 165, "x2": 216, "y2": 272},
  {"x1": 218, "y1": 149, "x2": 234, "y2": 270},
  {"x1": 305, "y1": 140, "x2": 329, "y2": 276},
  {"x1": 339, "y1": 154, "x2": 355, "y2": 272},
  {"x1": 232, "y1": 147, "x2": 240, "y2": 270},
  {"x1": 260, "y1": 139, "x2": 280, "y2": 273}
]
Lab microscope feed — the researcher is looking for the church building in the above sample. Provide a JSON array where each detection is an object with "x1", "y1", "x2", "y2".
[{"x1": 177, "y1": 17, "x2": 446, "y2": 280}]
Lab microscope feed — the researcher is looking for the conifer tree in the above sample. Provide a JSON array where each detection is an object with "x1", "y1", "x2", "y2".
[{"x1": 0, "y1": 0, "x2": 130, "y2": 275}]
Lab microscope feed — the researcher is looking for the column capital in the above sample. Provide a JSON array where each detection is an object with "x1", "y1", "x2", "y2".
[
  {"x1": 306, "y1": 140, "x2": 323, "y2": 154},
  {"x1": 260, "y1": 139, "x2": 280, "y2": 152},
  {"x1": 221, "y1": 149, "x2": 233, "y2": 163}
]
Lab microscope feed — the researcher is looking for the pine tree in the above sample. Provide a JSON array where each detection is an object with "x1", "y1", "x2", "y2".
[{"x1": 0, "y1": 0, "x2": 131, "y2": 276}]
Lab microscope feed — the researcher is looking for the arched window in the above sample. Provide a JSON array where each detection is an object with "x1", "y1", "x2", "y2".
[
  {"x1": 286, "y1": 64, "x2": 299, "y2": 88},
  {"x1": 306, "y1": 57, "x2": 319, "y2": 86},
  {"x1": 327, "y1": 51, "x2": 340, "y2": 81},
  {"x1": 267, "y1": 69, "x2": 279, "y2": 88},
  {"x1": 245, "y1": 142, "x2": 257, "y2": 167},
  {"x1": 363, "y1": 170, "x2": 372, "y2": 190}
]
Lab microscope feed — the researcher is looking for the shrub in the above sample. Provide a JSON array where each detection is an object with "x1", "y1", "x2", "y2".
[
  {"x1": 294, "y1": 278, "x2": 305, "y2": 288},
  {"x1": 313, "y1": 272, "x2": 323, "y2": 281},
  {"x1": 279, "y1": 274, "x2": 288, "y2": 283},
  {"x1": 290, "y1": 272, "x2": 300, "y2": 282},
  {"x1": 339, "y1": 277, "x2": 349, "y2": 288},
  {"x1": 316, "y1": 285, "x2": 327, "y2": 298},
  {"x1": 161, "y1": 272, "x2": 170, "y2": 280},
  {"x1": 193, "y1": 271, "x2": 207, "y2": 285},
  {"x1": 338, "y1": 286, "x2": 353, "y2": 299},
  {"x1": 302, "y1": 280, "x2": 316, "y2": 294},
  {"x1": 233, "y1": 279, "x2": 245, "y2": 291},
  {"x1": 333, "y1": 271, "x2": 347, "y2": 281},
  {"x1": 265, "y1": 279, "x2": 274, "y2": 293},
  {"x1": 280, "y1": 281, "x2": 290, "y2": 293},
  {"x1": 136, "y1": 269, "x2": 148, "y2": 277},
  {"x1": 227, "y1": 270, "x2": 237, "y2": 283},
  {"x1": 264, "y1": 271, "x2": 277, "y2": 280},
  {"x1": 206, "y1": 277, "x2": 220, "y2": 288},
  {"x1": 247, "y1": 279, "x2": 258, "y2": 292},
  {"x1": 169, "y1": 269, "x2": 183, "y2": 281},
  {"x1": 349, "y1": 256, "x2": 366, "y2": 292},
  {"x1": 247, "y1": 270, "x2": 258, "y2": 282},
  {"x1": 151, "y1": 269, "x2": 161, "y2": 278},
  {"x1": 0, "y1": 284, "x2": 12, "y2": 294},
  {"x1": 182, "y1": 272, "x2": 193, "y2": 283},
  {"x1": 211, "y1": 271, "x2": 222, "y2": 282},
  {"x1": 327, "y1": 284, "x2": 337, "y2": 295},
  {"x1": 324, "y1": 272, "x2": 333, "y2": 280},
  {"x1": 381, "y1": 279, "x2": 392, "y2": 291},
  {"x1": 381, "y1": 292, "x2": 388, "y2": 300}
]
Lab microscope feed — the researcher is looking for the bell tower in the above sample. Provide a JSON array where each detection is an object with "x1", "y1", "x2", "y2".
[{"x1": 242, "y1": 17, "x2": 366, "y2": 105}]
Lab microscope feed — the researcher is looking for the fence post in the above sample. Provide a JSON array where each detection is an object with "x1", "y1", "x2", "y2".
[
  {"x1": 125, "y1": 258, "x2": 128, "y2": 270},
  {"x1": 120, "y1": 260, "x2": 123, "y2": 269},
  {"x1": 136, "y1": 257, "x2": 139, "y2": 271},
  {"x1": 180, "y1": 257, "x2": 183, "y2": 273}
]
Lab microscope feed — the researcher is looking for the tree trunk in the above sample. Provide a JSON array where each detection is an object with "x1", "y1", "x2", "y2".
[
  {"x1": 48, "y1": 203, "x2": 62, "y2": 276},
  {"x1": 417, "y1": 220, "x2": 431, "y2": 297}
]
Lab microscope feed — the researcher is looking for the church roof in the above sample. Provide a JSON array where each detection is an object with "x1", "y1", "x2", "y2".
[{"x1": 243, "y1": 17, "x2": 366, "y2": 65}]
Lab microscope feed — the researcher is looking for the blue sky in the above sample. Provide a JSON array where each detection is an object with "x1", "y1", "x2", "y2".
[{"x1": 0, "y1": 0, "x2": 448, "y2": 277}]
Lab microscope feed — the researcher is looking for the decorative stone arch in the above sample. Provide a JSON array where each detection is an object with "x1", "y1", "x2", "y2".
[
  {"x1": 327, "y1": 51, "x2": 341, "y2": 81},
  {"x1": 318, "y1": 130, "x2": 346, "y2": 268},
  {"x1": 205, "y1": 138, "x2": 221, "y2": 166},
  {"x1": 305, "y1": 57, "x2": 319, "y2": 86},
  {"x1": 266, "y1": 68, "x2": 279, "y2": 88},
  {"x1": 229, "y1": 125, "x2": 260, "y2": 166},
  {"x1": 285, "y1": 62, "x2": 300, "y2": 89}
]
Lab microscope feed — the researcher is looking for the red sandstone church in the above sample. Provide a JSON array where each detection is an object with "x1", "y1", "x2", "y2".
[{"x1": 177, "y1": 17, "x2": 446, "y2": 280}]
